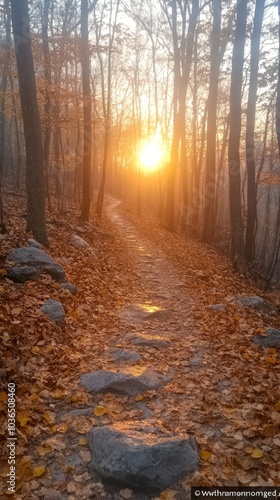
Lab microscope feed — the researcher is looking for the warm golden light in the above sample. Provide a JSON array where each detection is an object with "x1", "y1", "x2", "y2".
[{"x1": 139, "y1": 140, "x2": 164, "y2": 173}]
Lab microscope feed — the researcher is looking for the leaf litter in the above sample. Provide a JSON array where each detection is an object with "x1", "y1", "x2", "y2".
[{"x1": 0, "y1": 193, "x2": 279, "y2": 499}]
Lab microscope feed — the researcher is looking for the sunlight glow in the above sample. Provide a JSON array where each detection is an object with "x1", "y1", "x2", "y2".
[{"x1": 139, "y1": 140, "x2": 164, "y2": 173}]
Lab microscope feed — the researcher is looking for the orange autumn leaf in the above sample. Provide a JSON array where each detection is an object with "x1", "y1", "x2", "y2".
[
  {"x1": 94, "y1": 406, "x2": 109, "y2": 416},
  {"x1": 200, "y1": 450, "x2": 212, "y2": 461}
]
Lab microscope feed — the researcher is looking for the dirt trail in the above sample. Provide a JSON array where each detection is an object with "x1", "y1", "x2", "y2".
[{"x1": 1, "y1": 195, "x2": 279, "y2": 500}]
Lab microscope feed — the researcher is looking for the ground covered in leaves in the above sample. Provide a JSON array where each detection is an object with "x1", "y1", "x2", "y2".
[{"x1": 0, "y1": 193, "x2": 280, "y2": 500}]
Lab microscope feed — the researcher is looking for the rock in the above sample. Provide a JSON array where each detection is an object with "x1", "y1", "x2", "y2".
[
  {"x1": 87, "y1": 421, "x2": 199, "y2": 490},
  {"x1": 8, "y1": 247, "x2": 66, "y2": 283},
  {"x1": 119, "y1": 306, "x2": 171, "y2": 324},
  {"x1": 6, "y1": 266, "x2": 40, "y2": 283},
  {"x1": 60, "y1": 282, "x2": 77, "y2": 295},
  {"x1": 70, "y1": 234, "x2": 91, "y2": 250},
  {"x1": 253, "y1": 328, "x2": 280, "y2": 348},
  {"x1": 80, "y1": 368, "x2": 171, "y2": 396},
  {"x1": 124, "y1": 332, "x2": 171, "y2": 348},
  {"x1": 27, "y1": 238, "x2": 42, "y2": 249},
  {"x1": 108, "y1": 349, "x2": 141, "y2": 364},
  {"x1": 189, "y1": 357, "x2": 202, "y2": 367},
  {"x1": 209, "y1": 304, "x2": 226, "y2": 312},
  {"x1": 231, "y1": 296, "x2": 277, "y2": 315},
  {"x1": 40, "y1": 299, "x2": 65, "y2": 325}
]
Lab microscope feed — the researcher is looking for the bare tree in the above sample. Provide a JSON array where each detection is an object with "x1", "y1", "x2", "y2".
[
  {"x1": 228, "y1": 0, "x2": 248, "y2": 272},
  {"x1": 11, "y1": 0, "x2": 48, "y2": 246}
]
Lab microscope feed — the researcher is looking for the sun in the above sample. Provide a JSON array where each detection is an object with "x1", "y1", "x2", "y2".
[{"x1": 139, "y1": 140, "x2": 164, "y2": 173}]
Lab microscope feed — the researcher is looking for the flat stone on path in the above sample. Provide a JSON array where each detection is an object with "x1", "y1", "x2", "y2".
[
  {"x1": 70, "y1": 234, "x2": 91, "y2": 250},
  {"x1": 87, "y1": 421, "x2": 199, "y2": 490},
  {"x1": 60, "y1": 282, "x2": 77, "y2": 295},
  {"x1": 209, "y1": 304, "x2": 226, "y2": 312},
  {"x1": 8, "y1": 247, "x2": 66, "y2": 283},
  {"x1": 230, "y1": 296, "x2": 277, "y2": 315},
  {"x1": 80, "y1": 368, "x2": 171, "y2": 396},
  {"x1": 253, "y1": 328, "x2": 280, "y2": 348},
  {"x1": 119, "y1": 305, "x2": 172, "y2": 324},
  {"x1": 124, "y1": 332, "x2": 171, "y2": 348},
  {"x1": 40, "y1": 299, "x2": 65, "y2": 325},
  {"x1": 108, "y1": 349, "x2": 141, "y2": 364},
  {"x1": 6, "y1": 266, "x2": 40, "y2": 283}
]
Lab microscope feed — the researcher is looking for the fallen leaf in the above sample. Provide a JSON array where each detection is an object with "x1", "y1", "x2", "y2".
[
  {"x1": 32, "y1": 465, "x2": 47, "y2": 478},
  {"x1": 160, "y1": 490, "x2": 177, "y2": 500},
  {"x1": 31, "y1": 346, "x2": 40, "y2": 353},
  {"x1": 44, "y1": 411, "x2": 56, "y2": 425},
  {"x1": 251, "y1": 448, "x2": 264, "y2": 459},
  {"x1": 200, "y1": 450, "x2": 212, "y2": 461},
  {"x1": 94, "y1": 406, "x2": 108, "y2": 416},
  {"x1": 17, "y1": 411, "x2": 31, "y2": 427},
  {"x1": 79, "y1": 437, "x2": 88, "y2": 446},
  {"x1": 134, "y1": 394, "x2": 144, "y2": 401},
  {"x1": 265, "y1": 356, "x2": 277, "y2": 365},
  {"x1": 37, "y1": 444, "x2": 52, "y2": 457},
  {"x1": 53, "y1": 389, "x2": 64, "y2": 399}
]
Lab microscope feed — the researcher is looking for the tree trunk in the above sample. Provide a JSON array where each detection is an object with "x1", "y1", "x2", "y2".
[
  {"x1": 80, "y1": 0, "x2": 92, "y2": 221},
  {"x1": 228, "y1": 0, "x2": 248, "y2": 272},
  {"x1": 11, "y1": 0, "x2": 48, "y2": 246},
  {"x1": 202, "y1": 0, "x2": 221, "y2": 243},
  {"x1": 276, "y1": 0, "x2": 280, "y2": 156},
  {"x1": 245, "y1": 0, "x2": 265, "y2": 263},
  {"x1": 42, "y1": 0, "x2": 52, "y2": 210}
]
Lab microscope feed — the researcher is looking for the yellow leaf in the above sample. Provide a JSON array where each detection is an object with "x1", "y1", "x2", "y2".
[
  {"x1": 32, "y1": 465, "x2": 47, "y2": 478},
  {"x1": 94, "y1": 406, "x2": 108, "y2": 416},
  {"x1": 265, "y1": 356, "x2": 277, "y2": 365},
  {"x1": 160, "y1": 490, "x2": 177, "y2": 500},
  {"x1": 134, "y1": 394, "x2": 144, "y2": 401},
  {"x1": 55, "y1": 423, "x2": 69, "y2": 433},
  {"x1": 71, "y1": 395, "x2": 79, "y2": 402},
  {"x1": 79, "y1": 437, "x2": 88, "y2": 446},
  {"x1": 31, "y1": 346, "x2": 40, "y2": 353},
  {"x1": 0, "y1": 268, "x2": 6, "y2": 275},
  {"x1": 44, "y1": 411, "x2": 56, "y2": 425},
  {"x1": 17, "y1": 411, "x2": 31, "y2": 427},
  {"x1": 200, "y1": 450, "x2": 212, "y2": 461},
  {"x1": 37, "y1": 444, "x2": 52, "y2": 457},
  {"x1": 251, "y1": 448, "x2": 264, "y2": 459},
  {"x1": 53, "y1": 389, "x2": 64, "y2": 399}
]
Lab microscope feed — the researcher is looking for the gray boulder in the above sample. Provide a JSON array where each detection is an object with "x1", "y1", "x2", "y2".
[
  {"x1": 40, "y1": 299, "x2": 65, "y2": 325},
  {"x1": 80, "y1": 369, "x2": 171, "y2": 396},
  {"x1": 253, "y1": 328, "x2": 280, "y2": 348},
  {"x1": 124, "y1": 332, "x2": 170, "y2": 348},
  {"x1": 8, "y1": 247, "x2": 66, "y2": 283},
  {"x1": 27, "y1": 238, "x2": 42, "y2": 249},
  {"x1": 60, "y1": 282, "x2": 77, "y2": 295},
  {"x1": 231, "y1": 296, "x2": 277, "y2": 315},
  {"x1": 87, "y1": 421, "x2": 199, "y2": 490},
  {"x1": 6, "y1": 266, "x2": 40, "y2": 283},
  {"x1": 108, "y1": 349, "x2": 141, "y2": 364}
]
